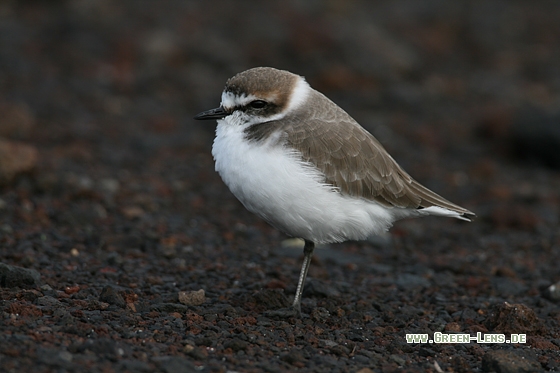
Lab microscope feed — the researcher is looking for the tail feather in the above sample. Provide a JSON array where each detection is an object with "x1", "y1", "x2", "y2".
[
  {"x1": 419, "y1": 206, "x2": 473, "y2": 221},
  {"x1": 409, "y1": 180, "x2": 475, "y2": 221}
]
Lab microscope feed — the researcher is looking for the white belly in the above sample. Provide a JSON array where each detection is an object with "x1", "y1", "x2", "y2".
[{"x1": 211, "y1": 121, "x2": 401, "y2": 244}]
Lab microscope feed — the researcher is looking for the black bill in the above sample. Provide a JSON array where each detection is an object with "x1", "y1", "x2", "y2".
[{"x1": 194, "y1": 106, "x2": 228, "y2": 120}]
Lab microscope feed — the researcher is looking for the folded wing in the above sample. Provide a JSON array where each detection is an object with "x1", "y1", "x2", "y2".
[{"x1": 285, "y1": 91, "x2": 475, "y2": 220}]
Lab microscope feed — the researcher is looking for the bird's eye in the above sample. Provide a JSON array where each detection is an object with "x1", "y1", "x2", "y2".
[{"x1": 249, "y1": 100, "x2": 267, "y2": 109}]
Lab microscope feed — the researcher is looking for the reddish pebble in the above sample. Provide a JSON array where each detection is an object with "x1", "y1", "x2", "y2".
[{"x1": 64, "y1": 286, "x2": 80, "y2": 295}]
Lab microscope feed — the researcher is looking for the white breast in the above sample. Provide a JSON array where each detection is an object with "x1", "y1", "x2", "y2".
[{"x1": 211, "y1": 119, "x2": 403, "y2": 244}]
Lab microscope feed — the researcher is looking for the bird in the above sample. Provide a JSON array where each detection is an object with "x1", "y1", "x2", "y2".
[{"x1": 195, "y1": 67, "x2": 474, "y2": 316}]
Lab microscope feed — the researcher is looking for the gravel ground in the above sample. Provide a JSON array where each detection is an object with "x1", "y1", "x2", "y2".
[{"x1": 1, "y1": 1, "x2": 560, "y2": 372}]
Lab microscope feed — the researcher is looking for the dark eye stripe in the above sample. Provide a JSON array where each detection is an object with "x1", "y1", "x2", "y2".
[
  {"x1": 250, "y1": 100, "x2": 267, "y2": 109},
  {"x1": 231, "y1": 101, "x2": 280, "y2": 117}
]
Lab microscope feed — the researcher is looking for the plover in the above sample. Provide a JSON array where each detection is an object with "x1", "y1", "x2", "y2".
[{"x1": 195, "y1": 67, "x2": 474, "y2": 316}]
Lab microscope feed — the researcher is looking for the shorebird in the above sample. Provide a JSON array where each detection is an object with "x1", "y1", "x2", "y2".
[{"x1": 195, "y1": 67, "x2": 474, "y2": 316}]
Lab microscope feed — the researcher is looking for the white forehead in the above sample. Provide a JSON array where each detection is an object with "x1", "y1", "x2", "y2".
[
  {"x1": 220, "y1": 91, "x2": 257, "y2": 109},
  {"x1": 220, "y1": 76, "x2": 310, "y2": 114}
]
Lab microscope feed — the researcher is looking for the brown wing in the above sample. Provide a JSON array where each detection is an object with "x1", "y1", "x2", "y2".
[{"x1": 285, "y1": 90, "x2": 474, "y2": 216}]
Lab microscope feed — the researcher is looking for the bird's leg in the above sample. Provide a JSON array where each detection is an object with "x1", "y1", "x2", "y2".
[
  {"x1": 291, "y1": 240, "x2": 315, "y2": 315},
  {"x1": 264, "y1": 240, "x2": 315, "y2": 318}
]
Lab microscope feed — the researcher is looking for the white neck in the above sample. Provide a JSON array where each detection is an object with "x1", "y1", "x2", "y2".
[{"x1": 284, "y1": 77, "x2": 310, "y2": 114}]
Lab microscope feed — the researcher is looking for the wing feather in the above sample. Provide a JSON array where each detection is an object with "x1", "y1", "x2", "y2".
[{"x1": 281, "y1": 90, "x2": 474, "y2": 218}]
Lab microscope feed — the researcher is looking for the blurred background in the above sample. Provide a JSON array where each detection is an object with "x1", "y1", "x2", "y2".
[
  {"x1": 2, "y1": 0, "x2": 559, "y2": 162},
  {"x1": 2, "y1": 0, "x2": 560, "y2": 229},
  {"x1": 1, "y1": 1, "x2": 560, "y2": 371},
  {"x1": 1, "y1": 0, "x2": 560, "y2": 279}
]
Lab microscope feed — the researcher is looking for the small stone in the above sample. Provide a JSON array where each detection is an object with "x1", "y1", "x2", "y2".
[
  {"x1": 194, "y1": 330, "x2": 218, "y2": 347},
  {"x1": 99, "y1": 285, "x2": 126, "y2": 308},
  {"x1": 0, "y1": 262, "x2": 41, "y2": 288},
  {"x1": 321, "y1": 340, "x2": 338, "y2": 348},
  {"x1": 118, "y1": 360, "x2": 153, "y2": 372},
  {"x1": 329, "y1": 344, "x2": 350, "y2": 356},
  {"x1": 251, "y1": 289, "x2": 290, "y2": 309},
  {"x1": 0, "y1": 138, "x2": 37, "y2": 184},
  {"x1": 36, "y1": 296, "x2": 62, "y2": 308},
  {"x1": 310, "y1": 307, "x2": 330, "y2": 322},
  {"x1": 152, "y1": 356, "x2": 198, "y2": 373},
  {"x1": 184, "y1": 345, "x2": 208, "y2": 360},
  {"x1": 203, "y1": 313, "x2": 217, "y2": 322},
  {"x1": 64, "y1": 285, "x2": 80, "y2": 295},
  {"x1": 58, "y1": 350, "x2": 73, "y2": 363},
  {"x1": 280, "y1": 349, "x2": 306, "y2": 365},
  {"x1": 444, "y1": 322, "x2": 462, "y2": 332},
  {"x1": 419, "y1": 347, "x2": 436, "y2": 357},
  {"x1": 482, "y1": 350, "x2": 541, "y2": 373},
  {"x1": 389, "y1": 354, "x2": 406, "y2": 366},
  {"x1": 178, "y1": 289, "x2": 205, "y2": 306},
  {"x1": 121, "y1": 206, "x2": 145, "y2": 219},
  {"x1": 355, "y1": 369, "x2": 375, "y2": 373},
  {"x1": 485, "y1": 302, "x2": 545, "y2": 334},
  {"x1": 224, "y1": 338, "x2": 248, "y2": 352},
  {"x1": 544, "y1": 282, "x2": 560, "y2": 302}
]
